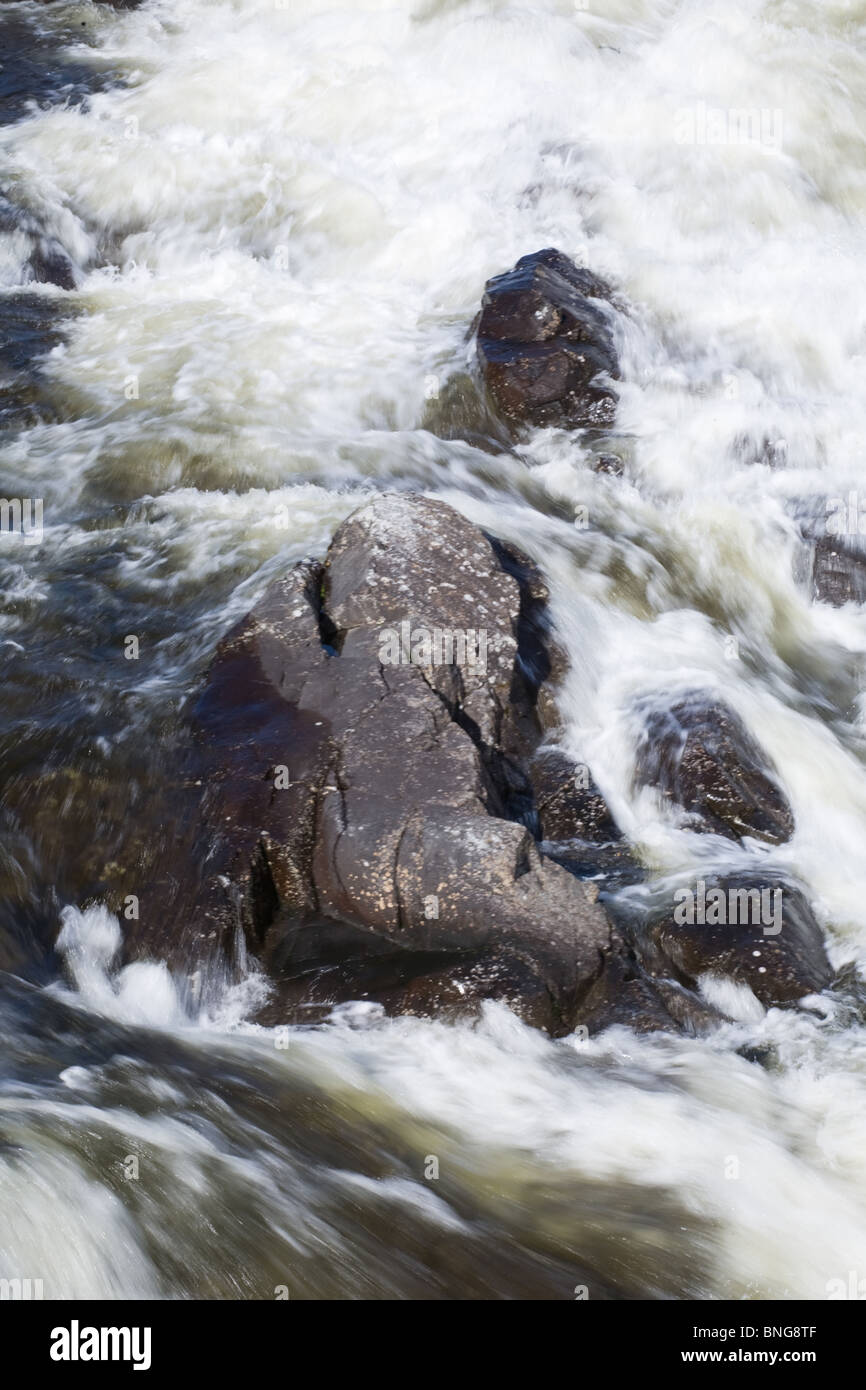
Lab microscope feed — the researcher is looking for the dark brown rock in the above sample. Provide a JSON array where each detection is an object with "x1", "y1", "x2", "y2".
[
  {"x1": 577, "y1": 940, "x2": 724, "y2": 1035},
  {"x1": 120, "y1": 497, "x2": 831, "y2": 1036},
  {"x1": 181, "y1": 494, "x2": 615, "y2": 1029},
  {"x1": 529, "y1": 745, "x2": 621, "y2": 843},
  {"x1": 248, "y1": 914, "x2": 566, "y2": 1032},
  {"x1": 592, "y1": 454, "x2": 624, "y2": 476},
  {"x1": 649, "y1": 873, "x2": 833, "y2": 1006},
  {"x1": 476, "y1": 248, "x2": 618, "y2": 433},
  {"x1": 811, "y1": 535, "x2": 866, "y2": 606},
  {"x1": 634, "y1": 691, "x2": 794, "y2": 845}
]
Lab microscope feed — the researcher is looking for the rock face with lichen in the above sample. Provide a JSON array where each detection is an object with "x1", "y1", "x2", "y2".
[{"x1": 476, "y1": 247, "x2": 619, "y2": 433}]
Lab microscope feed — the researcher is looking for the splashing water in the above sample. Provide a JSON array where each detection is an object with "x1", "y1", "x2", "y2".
[{"x1": 2, "y1": 0, "x2": 866, "y2": 1299}]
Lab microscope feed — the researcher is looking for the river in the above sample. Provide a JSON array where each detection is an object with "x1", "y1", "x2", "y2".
[{"x1": 1, "y1": 0, "x2": 866, "y2": 1299}]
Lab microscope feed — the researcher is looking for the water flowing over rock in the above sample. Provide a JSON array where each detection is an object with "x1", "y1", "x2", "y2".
[
  {"x1": 529, "y1": 745, "x2": 622, "y2": 844},
  {"x1": 648, "y1": 873, "x2": 832, "y2": 1006},
  {"x1": 132, "y1": 497, "x2": 834, "y2": 1035},
  {"x1": 0, "y1": 0, "x2": 862, "y2": 1305},
  {"x1": 633, "y1": 692, "x2": 795, "y2": 846},
  {"x1": 475, "y1": 248, "x2": 619, "y2": 433}
]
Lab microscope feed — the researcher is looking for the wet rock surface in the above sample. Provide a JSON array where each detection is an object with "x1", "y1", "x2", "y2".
[
  {"x1": 179, "y1": 494, "x2": 621, "y2": 1033},
  {"x1": 633, "y1": 691, "x2": 794, "y2": 845},
  {"x1": 476, "y1": 248, "x2": 619, "y2": 434},
  {"x1": 129, "y1": 497, "x2": 833, "y2": 1036},
  {"x1": 529, "y1": 745, "x2": 622, "y2": 844},
  {"x1": 647, "y1": 873, "x2": 833, "y2": 1006},
  {"x1": 576, "y1": 939, "x2": 727, "y2": 1035},
  {"x1": 811, "y1": 535, "x2": 866, "y2": 607}
]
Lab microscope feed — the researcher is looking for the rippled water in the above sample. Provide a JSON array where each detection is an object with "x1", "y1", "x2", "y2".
[{"x1": 2, "y1": 0, "x2": 866, "y2": 1299}]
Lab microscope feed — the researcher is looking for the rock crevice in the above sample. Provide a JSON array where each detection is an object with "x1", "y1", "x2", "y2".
[{"x1": 182, "y1": 493, "x2": 618, "y2": 1030}]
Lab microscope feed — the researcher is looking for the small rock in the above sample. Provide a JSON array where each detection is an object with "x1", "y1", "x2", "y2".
[
  {"x1": 649, "y1": 873, "x2": 832, "y2": 1006},
  {"x1": 576, "y1": 942, "x2": 724, "y2": 1035},
  {"x1": 811, "y1": 535, "x2": 866, "y2": 607},
  {"x1": 592, "y1": 454, "x2": 624, "y2": 476},
  {"x1": 529, "y1": 745, "x2": 621, "y2": 843},
  {"x1": 476, "y1": 248, "x2": 618, "y2": 433}
]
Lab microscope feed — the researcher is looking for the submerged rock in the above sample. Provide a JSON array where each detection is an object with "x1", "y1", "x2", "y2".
[
  {"x1": 592, "y1": 454, "x2": 624, "y2": 476},
  {"x1": 28, "y1": 241, "x2": 75, "y2": 291},
  {"x1": 794, "y1": 502, "x2": 866, "y2": 607},
  {"x1": 634, "y1": 691, "x2": 794, "y2": 846},
  {"x1": 0, "y1": 197, "x2": 76, "y2": 291},
  {"x1": 476, "y1": 248, "x2": 618, "y2": 433},
  {"x1": 648, "y1": 873, "x2": 833, "y2": 1006}
]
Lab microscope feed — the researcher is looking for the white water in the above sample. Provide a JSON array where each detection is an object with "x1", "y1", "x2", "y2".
[{"x1": 2, "y1": 0, "x2": 866, "y2": 1298}]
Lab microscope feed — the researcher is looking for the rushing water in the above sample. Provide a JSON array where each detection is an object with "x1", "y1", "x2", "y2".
[{"x1": 2, "y1": 0, "x2": 866, "y2": 1299}]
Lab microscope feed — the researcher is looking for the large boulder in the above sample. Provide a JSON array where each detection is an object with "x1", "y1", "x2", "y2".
[
  {"x1": 633, "y1": 691, "x2": 794, "y2": 845},
  {"x1": 124, "y1": 497, "x2": 831, "y2": 1036},
  {"x1": 475, "y1": 248, "x2": 618, "y2": 433},
  {"x1": 186, "y1": 494, "x2": 617, "y2": 1031}
]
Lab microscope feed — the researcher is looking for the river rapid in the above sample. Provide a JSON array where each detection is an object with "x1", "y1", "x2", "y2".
[{"x1": 2, "y1": 0, "x2": 866, "y2": 1299}]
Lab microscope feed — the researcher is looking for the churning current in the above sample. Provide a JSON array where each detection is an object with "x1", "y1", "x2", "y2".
[{"x1": 1, "y1": 0, "x2": 866, "y2": 1299}]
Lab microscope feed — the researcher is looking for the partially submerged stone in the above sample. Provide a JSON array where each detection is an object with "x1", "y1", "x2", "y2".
[
  {"x1": 476, "y1": 248, "x2": 618, "y2": 433},
  {"x1": 125, "y1": 497, "x2": 831, "y2": 1038},
  {"x1": 529, "y1": 745, "x2": 622, "y2": 844},
  {"x1": 649, "y1": 873, "x2": 832, "y2": 1006},
  {"x1": 185, "y1": 494, "x2": 615, "y2": 1032},
  {"x1": 634, "y1": 691, "x2": 794, "y2": 845},
  {"x1": 811, "y1": 535, "x2": 866, "y2": 607}
]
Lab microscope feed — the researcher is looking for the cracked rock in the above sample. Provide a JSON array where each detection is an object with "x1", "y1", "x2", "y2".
[
  {"x1": 177, "y1": 493, "x2": 620, "y2": 1032},
  {"x1": 127, "y1": 496, "x2": 831, "y2": 1034}
]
